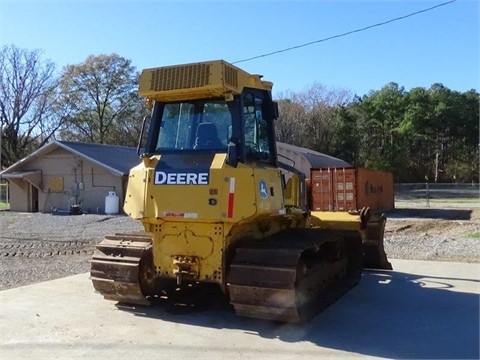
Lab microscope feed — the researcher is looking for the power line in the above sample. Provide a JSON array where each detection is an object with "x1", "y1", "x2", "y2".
[{"x1": 232, "y1": 0, "x2": 457, "y2": 64}]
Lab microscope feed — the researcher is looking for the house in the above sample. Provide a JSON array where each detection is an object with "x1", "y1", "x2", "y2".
[
  {"x1": 0, "y1": 140, "x2": 350, "y2": 214},
  {"x1": 0, "y1": 141, "x2": 140, "y2": 213}
]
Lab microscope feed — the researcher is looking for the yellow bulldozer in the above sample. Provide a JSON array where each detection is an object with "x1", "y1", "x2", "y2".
[{"x1": 90, "y1": 60, "x2": 392, "y2": 322}]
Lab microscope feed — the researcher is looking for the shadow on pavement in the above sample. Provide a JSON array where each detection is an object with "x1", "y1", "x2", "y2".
[{"x1": 116, "y1": 270, "x2": 479, "y2": 359}]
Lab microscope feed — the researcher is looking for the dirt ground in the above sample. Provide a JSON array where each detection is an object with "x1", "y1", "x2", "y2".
[
  {"x1": 386, "y1": 206, "x2": 479, "y2": 236},
  {"x1": 1, "y1": 203, "x2": 479, "y2": 290}
]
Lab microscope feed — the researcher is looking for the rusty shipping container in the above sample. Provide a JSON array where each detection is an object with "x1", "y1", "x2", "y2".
[{"x1": 310, "y1": 167, "x2": 394, "y2": 212}]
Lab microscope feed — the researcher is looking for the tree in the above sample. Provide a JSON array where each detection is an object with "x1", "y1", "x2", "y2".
[
  {"x1": 402, "y1": 86, "x2": 437, "y2": 180},
  {"x1": 356, "y1": 83, "x2": 411, "y2": 179},
  {"x1": 430, "y1": 86, "x2": 479, "y2": 182},
  {"x1": 58, "y1": 54, "x2": 145, "y2": 145},
  {"x1": 0, "y1": 45, "x2": 60, "y2": 169},
  {"x1": 332, "y1": 101, "x2": 362, "y2": 165},
  {"x1": 401, "y1": 85, "x2": 479, "y2": 182},
  {"x1": 101, "y1": 91, "x2": 147, "y2": 147},
  {"x1": 275, "y1": 92, "x2": 306, "y2": 145},
  {"x1": 275, "y1": 83, "x2": 352, "y2": 155},
  {"x1": 295, "y1": 83, "x2": 352, "y2": 154},
  {"x1": 351, "y1": 83, "x2": 478, "y2": 183}
]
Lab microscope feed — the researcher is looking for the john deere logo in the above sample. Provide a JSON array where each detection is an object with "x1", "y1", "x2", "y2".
[{"x1": 259, "y1": 180, "x2": 268, "y2": 199}]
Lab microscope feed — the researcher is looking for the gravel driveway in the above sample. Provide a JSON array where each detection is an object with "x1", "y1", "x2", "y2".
[
  {"x1": 0, "y1": 213, "x2": 143, "y2": 290},
  {"x1": 1, "y1": 206, "x2": 479, "y2": 290}
]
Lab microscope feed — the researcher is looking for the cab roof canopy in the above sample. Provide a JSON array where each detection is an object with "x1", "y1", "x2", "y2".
[{"x1": 138, "y1": 60, "x2": 273, "y2": 102}]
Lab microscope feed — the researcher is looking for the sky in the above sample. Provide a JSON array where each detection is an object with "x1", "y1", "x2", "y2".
[{"x1": 0, "y1": 0, "x2": 478, "y2": 98}]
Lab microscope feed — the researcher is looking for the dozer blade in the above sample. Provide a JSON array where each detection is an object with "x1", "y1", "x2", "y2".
[
  {"x1": 309, "y1": 209, "x2": 393, "y2": 271},
  {"x1": 90, "y1": 233, "x2": 156, "y2": 305},
  {"x1": 362, "y1": 213, "x2": 392, "y2": 270}
]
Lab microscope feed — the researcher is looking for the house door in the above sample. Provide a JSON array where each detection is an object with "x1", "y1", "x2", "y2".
[{"x1": 31, "y1": 185, "x2": 39, "y2": 212}]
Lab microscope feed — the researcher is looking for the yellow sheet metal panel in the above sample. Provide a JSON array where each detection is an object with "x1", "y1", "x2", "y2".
[
  {"x1": 139, "y1": 60, "x2": 272, "y2": 102},
  {"x1": 310, "y1": 211, "x2": 361, "y2": 231},
  {"x1": 151, "y1": 221, "x2": 224, "y2": 283},
  {"x1": 284, "y1": 175, "x2": 300, "y2": 207},
  {"x1": 141, "y1": 156, "x2": 257, "y2": 223},
  {"x1": 123, "y1": 163, "x2": 147, "y2": 219},
  {"x1": 252, "y1": 167, "x2": 285, "y2": 216}
]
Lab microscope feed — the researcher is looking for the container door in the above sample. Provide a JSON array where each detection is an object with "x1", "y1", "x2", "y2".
[
  {"x1": 310, "y1": 168, "x2": 333, "y2": 211},
  {"x1": 333, "y1": 168, "x2": 357, "y2": 211}
]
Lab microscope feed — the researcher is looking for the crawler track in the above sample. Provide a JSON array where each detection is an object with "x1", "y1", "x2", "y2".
[
  {"x1": 227, "y1": 228, "x2": 363, "y2": 323},
  {"x1": 90, "y1": 233, "x2": 155, "y2": 306}
]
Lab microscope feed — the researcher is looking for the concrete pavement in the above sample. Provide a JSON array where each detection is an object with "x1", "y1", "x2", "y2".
[{"x1": 1, "y1": 259, "x2": 479, "y2": 359}]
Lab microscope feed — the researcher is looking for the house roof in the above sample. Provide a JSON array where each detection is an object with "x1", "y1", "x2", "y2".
[
  {"x1": 55, "y1": 141, "x2": 141, "y2": 176},
  {"x1": 0, "y1": 140, "x2": 140, "y2": 177},
  {"x1": 276, "y1": 142, "x2": 351, "y2": 176},
  {"x1": 1, "y1": 140, "x2": 350, "y2": 179}
]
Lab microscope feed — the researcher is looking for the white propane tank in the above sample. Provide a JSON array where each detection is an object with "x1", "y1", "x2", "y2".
[{"x1": 105, "y1": 191, "x2": 119, "y2": 215}]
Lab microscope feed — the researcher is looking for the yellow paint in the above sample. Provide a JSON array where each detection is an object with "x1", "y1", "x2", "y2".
[
  {"x1": 123, "y1": 151, "x2": 304, "y2": 288},
  {"x1": 121, "y1": 58, "x2": 391, "y2": 291},
  {"x1": 123, "y1": 163, "x2": 147, "y2": 219},
  {"x1": 310, "y1": 211, "x2": 362, "y2": 231},
  {"x1": 138, "y1": 60, "x2": 272, "y2": 102},
  {"x1": 150, "y1": 221, "x2": 224, "y2": 283}
]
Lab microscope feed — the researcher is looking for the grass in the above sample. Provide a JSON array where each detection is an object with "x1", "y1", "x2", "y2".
[
  {"x1": 467, "y1": 232, "x2": 480, "y2": 238},
  {"x1": 0, "y1": 202, "x2": 9, "y2": 210}
]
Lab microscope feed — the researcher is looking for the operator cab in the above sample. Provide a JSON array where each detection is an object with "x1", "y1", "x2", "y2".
[{"x1": 143, "y1": 88, "x2": 279, "y2": 167}]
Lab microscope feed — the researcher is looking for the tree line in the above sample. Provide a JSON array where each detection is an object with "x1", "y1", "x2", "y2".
[
  {"x1": 1, "y1": 45, "x2": 478, "y2": 183},
  {"x1": 276, "y1": 82, "x2": 479, "y2": 183},
  {"x1": 0, "y1": 45, "x2": 146, "y2": 169}
]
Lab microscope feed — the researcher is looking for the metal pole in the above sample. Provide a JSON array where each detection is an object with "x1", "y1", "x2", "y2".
[{"x1": 425, "y1": 176, "x2": 430, "y2": 207}]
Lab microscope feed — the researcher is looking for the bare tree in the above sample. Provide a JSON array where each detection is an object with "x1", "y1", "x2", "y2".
[
  {"x1": 275, "y1": 91, "x2": 307, "y2": 145},
  {"x1": 107, "y1": 91, "x2": 149, "y2": 147},
  {"x1": 275, "y1": 83, "x2": 352, "y2": 154},
  {"x1": 58, "y1": 54, "x2": 142, "y2": 145},
  {"x1": 0, "y1": 45, "x2": 60, "y2": 169}
]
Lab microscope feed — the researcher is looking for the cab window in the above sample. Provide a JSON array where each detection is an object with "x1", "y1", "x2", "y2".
[
  {"x1": 155, "y1": 101, "x2": 231, "y2": 151},
  {"x1": 243, "y1": 92, "x2": 271, "y2": 161}
]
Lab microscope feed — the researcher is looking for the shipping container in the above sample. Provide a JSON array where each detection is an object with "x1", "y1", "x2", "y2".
[
  {"x1": 276, "y1": 142, "x2": 350, "y2": 178},
  {"x1": 311, "y1": 168, "x2": 334, "y2": 211},
  {"x1": 310, "y1": 167, "x2": 394, "y2": 212}
]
